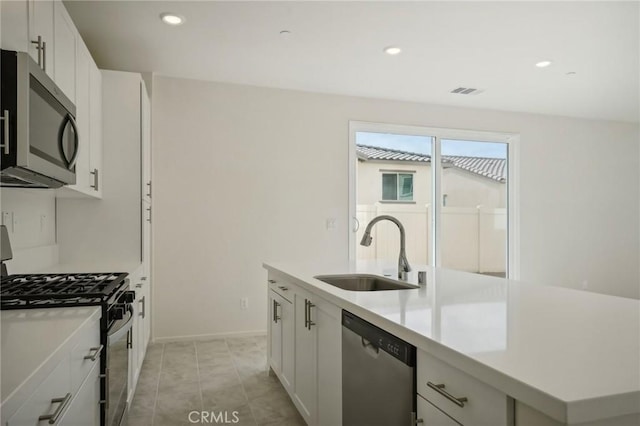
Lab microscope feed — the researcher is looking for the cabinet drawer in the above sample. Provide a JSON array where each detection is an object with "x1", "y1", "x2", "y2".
[
  {"x1": 268, "y1": 278, "x2": 293, "y2": 302},
  {"x1": 8, "y1": 356, "x2": 72, "y2": 425},
  {"x1": 417, "y1": 350, "x2": 512, "y2": 426},
  {"x1": 69, "y1": 316, "x2": 101, "y2": 393}
]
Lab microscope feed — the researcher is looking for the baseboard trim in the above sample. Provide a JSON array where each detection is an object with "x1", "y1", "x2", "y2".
[{"x1": 153, "y1": 329, "x2": 267, "y2": 344}]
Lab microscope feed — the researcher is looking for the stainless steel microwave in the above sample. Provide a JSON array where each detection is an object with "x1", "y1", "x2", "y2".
[{"x1": 1, "y1": 49, "x2": 78, "y2": 188}]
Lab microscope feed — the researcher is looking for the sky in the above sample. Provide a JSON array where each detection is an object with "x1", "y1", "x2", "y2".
[{"x1": 356, "y1": 132, "x2": 507, "y2": 159}]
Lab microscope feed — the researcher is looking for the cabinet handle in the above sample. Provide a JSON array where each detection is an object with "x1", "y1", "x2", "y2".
[
  {"x1": 42, "y1": 40, "x2": 47, "y2": 71},
  {"x1": 139, "y1": 296, "x2": 146, "y2": 318},
  {"x1": 278, "y1": 285, "x2": 288, "y2": 292},
  {"x1": 90, "y1": 168, "x2": 99, "y2": 190},
  {"x1": 304, "y1": 299, "x2": 308, "y2": 328},
  {"x1": 141, "y1": 276, "x2": 147, "y2": 281},
  {"x1": 307, "y1": 301, "x2": 315, "y2": 329},
  {"x1": 0, "y1": 109, "x2": 9, "y2": 155},
  {"x1": 268, "y1": 279, "x2": 276, "y2": 284},
  {"x1": 427, "y1": 382, "x2": 468, "y2": 407},
  {"x1": 84, "y1": 345, "x2": 103, "y2": 361},
  {"x1": 39, "y1": 392, "x2": 72, "y2": 424},
  {"x1": 31, "y1": 35, "x2": 43, "y2": 68},
  {"x1": 273, "y1": 300, "x2": 280, "y2": 323},
  {"x1": 135, "y1": 283, "x2": 143, "y2": 288},
  {"x1": 147, "y1": 181, "x2": 152, "y2": 198},
  {"x1": 146, "y1": 207, "x2": 152, "y2": 223}
]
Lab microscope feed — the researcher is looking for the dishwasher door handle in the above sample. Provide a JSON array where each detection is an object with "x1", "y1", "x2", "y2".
[{"x1": 361, "y1": 337, "x2": 379, "y2": 353}]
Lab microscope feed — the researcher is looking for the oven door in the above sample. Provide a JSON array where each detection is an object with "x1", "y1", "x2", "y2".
[{"x1": 106, "y1": 305, "x2": 133, "y2": 426}]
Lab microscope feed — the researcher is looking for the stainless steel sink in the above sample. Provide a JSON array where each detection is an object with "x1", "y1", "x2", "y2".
[{"x1": 313, "y1": 274, "x2": 418, "y2": 291}]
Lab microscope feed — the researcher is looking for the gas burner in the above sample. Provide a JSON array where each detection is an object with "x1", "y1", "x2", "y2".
[{"x1": 0, "y1": 272, "x2": 128, "y2": 310}]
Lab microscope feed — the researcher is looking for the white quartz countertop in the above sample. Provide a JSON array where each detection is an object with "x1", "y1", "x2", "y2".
[
  {"x1": 263, "y1": 260, "x2": 640, "y2": 424},
  {"x1": 1, "y1": 307, "x2": 101, "y2": 414}
]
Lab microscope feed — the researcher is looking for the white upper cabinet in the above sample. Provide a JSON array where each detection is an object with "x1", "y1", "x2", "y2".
[
  {"x1": 1, "y1": 0, "x2": 78, "y2": 102},
  {"x1": 89, "y1": 63, "x2": 103, "y2": 198},
  {"x1": 141, "y1": 81, "x2": 151, "y2": 204},
  {"x1": 28, "y1": 0, "x2": 55, "y2": 80},
  {"x1": 0, "y1": 1, "x2": 29, "y2": 52},
  {"x1": 68, "y1": 38, "x2": 91, "y2": 195},
  {"x1": 53, "y1": 0, "x2": 76, "y2": 103}
]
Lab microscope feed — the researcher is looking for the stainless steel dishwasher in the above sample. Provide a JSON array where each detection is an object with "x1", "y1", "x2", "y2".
[{"x1": 342, "y1": 310, "x2": 417, "y2": 426}]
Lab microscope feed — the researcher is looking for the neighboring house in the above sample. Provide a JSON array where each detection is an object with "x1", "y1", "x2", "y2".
[{"x1": 356, "y1": 144, "x2": 507, "y2": 208}]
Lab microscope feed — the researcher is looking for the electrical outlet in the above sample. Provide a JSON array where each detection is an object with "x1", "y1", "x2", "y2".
[
  {"x1": 1, "y1": 211, "x2": 10, "y2": 228},
  {"x1": 326, "y1": 218, "x2": 336, "y2": 230},
  {"x1": 240, "y1": 297, "x2": 249, "y2": 310}
]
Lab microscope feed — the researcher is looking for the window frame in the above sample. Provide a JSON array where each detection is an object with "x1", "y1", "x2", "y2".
[{"x1": 349, "y1": 121, "x2": 520, "y2": 279}]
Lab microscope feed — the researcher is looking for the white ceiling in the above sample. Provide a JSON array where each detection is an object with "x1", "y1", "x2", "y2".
[{"x1": 64, "y1": 1, "x2": 639, "y2": 123}]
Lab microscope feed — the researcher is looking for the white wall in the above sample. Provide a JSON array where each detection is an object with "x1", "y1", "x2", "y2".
[
  {"x1": 0, "y1": 189, "x2": 58, "y2": 272},
  {"x1": 152, "y1": 76, "x2": 639, "y2": 339}
]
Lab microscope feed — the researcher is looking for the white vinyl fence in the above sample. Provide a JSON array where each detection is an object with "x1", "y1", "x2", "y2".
[{"x1": 356, "y1": 204, "x2": 506, "y2": 275}]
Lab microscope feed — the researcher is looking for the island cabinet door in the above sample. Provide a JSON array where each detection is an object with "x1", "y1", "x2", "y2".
[
  {"x1": 417, "y1": 394, "x2": 461, "y2": 426},
  {"x1": 294, "y1": 289, "x2": 318, "y2": 426},
  {"x1": 280, "y1": 295, "x2": 295, "y2": 391},
  {"x1": 268, "y1": 290, "x2": 283, "y2": 375}
]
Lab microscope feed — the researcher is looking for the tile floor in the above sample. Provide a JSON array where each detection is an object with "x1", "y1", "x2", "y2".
[{"x1": 127, "y1": 336, "x2": 305, "y2": 426}]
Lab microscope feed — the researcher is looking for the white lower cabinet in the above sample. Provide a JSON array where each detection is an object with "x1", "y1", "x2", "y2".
[
  {"x1": 129, "y1": 266, "x2": 152, "y2": 402},
  {"x1": 267, "y1": 274, "x2": 341, "y2": 426},
  {"x1": 268, "y1": 288, "x2": 294, "y2": 390},
  {"x1": 6, "y1": 310, "x2": 101, "y2": 426},
  {"x1": 60, "y1": 362, "x2": 101, "y2": 426},
  {"x1": 417, "y1": 349, "x2": 514, "y2": 426},
  {"x1": 417, "y1": 394, "x2": 461, "y2": 425}
]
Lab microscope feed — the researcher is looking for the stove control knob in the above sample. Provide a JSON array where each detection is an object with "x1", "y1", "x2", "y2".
[
  {"x1": 122, "y1": 291, "x2": 135, "y2": 304},
  {"x1": 110, "y1": 306, "x2": 125, "y2": 321}
]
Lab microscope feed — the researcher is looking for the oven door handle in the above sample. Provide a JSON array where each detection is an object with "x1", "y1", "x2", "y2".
[{"x1": 107, "y1": 305, "x2": 134, "y2": 345}]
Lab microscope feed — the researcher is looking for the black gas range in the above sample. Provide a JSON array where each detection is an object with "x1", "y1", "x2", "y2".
[{"x1": 0, "y1": 227, "x2": 134, "y2": 426}]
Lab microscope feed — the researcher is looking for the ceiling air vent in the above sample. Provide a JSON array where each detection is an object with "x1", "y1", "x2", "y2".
[{"x1": 450, "y1": 87, "x2": 484, "y2": 95}]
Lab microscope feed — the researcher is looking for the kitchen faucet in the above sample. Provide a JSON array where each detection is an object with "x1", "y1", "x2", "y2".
[{"x1": 360, "y1": 215, "x2": 412, "y2": 280}]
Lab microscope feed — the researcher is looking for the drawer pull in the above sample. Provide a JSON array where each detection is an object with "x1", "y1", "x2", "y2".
[
  {"x1": 277, "y1": 285, "x2": 289, "y2": 291},
  {"x1": 84, "y1": 345, "x2": 104, "y2": 361},
  {"x1": 268, "y1": 279, "x2": 276, "y2": 284},
  {"x1": 39, "y1": 392, "x2": 72, "y2": 424},
  {"x1": 427, "y1": 382, "x2": 468, "y2": 407}
]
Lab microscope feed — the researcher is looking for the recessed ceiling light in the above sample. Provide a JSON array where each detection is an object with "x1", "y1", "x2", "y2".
[
  {"x1": 384, "y1": 46, "x2": 402, "y2": 55},
  {"x1": 535, "y1": 60, "x2": 552, "y2": 68},
  {"x1": 160, "y1": 13, "x2": 185, "y2": 26}
]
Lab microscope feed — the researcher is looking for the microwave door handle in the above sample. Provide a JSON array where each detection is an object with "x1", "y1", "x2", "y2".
[
  {"x1": 58, "y1": 114, "x2": 79, "y2": 170},
  {"x1": 66, "y1": 114, "x2": 79, "y2": 169},
  {"x1": 58, "y1": 115, "x2": 71, "y2": 167}
]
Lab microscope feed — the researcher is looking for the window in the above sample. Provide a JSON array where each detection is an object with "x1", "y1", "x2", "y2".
[
  {"x1": 382, "y1": 173, "x2": 414, "y2": 201},
  {"x1": 349, "y1": 123, "x2": 519, "y2": 279}
]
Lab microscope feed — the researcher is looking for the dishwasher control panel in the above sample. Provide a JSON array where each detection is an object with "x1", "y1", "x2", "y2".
[{"x1": 342, "y1": 310, "x2": 416, "y2": 366}]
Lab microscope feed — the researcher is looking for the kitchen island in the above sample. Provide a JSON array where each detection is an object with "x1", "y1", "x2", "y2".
[{"x1": 264, "y1": 260, "x2": 640, "y2": 426}]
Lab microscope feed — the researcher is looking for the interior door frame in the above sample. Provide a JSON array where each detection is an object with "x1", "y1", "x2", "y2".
[{"x1": 348, "y1": 121, "x2": 520, "y2": 279}]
